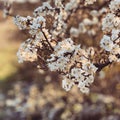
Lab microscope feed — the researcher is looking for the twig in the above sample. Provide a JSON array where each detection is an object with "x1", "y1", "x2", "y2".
[
  {"x1": 94, "y1": 61, "x2": 111, "y2": 72},
  {"x1": 41, "y1": 29, "x2": 54, "y2": 51}
]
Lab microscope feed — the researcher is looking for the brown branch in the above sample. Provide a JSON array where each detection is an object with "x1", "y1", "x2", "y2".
[
  {"x1": 41, "y1": 29, "x2": 54, "y2": 51},
  {"x1": 94, "y1": 61, "x2": 111, "y2": 72},
  {"x1": 92, "y1": 49, "x2": 112, "y2": 72}
]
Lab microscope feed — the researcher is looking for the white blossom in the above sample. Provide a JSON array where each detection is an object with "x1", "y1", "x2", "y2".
[
  {"x1": 111, "y1": 29, "x2": 120, "y2": 41},
  {"x1": 62, "y1": 77, "x2": 74, "y2": 91},
  {"x1": 17, "y1": 39, "x2": 38, "y2": 63},
  {"x1": 100, "y1": 35, "x2": 114, "y2": 52},
  {"x1": 29, "y1": 16, "x2": 46, "y2": 29},
  {"x1": 14, "y1": 15, "x2": 29, "y2": 30},
  {"x1": 102, "y1": 13, "x2": 115, "y2": 33},
  {"x1": 109, "y1": 0, "x2": 120, "y2": 13}
]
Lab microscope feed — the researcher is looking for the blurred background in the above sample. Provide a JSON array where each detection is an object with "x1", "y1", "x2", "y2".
[{"x1": 0, "y1": 0, "x2": 120, "y2": 120}]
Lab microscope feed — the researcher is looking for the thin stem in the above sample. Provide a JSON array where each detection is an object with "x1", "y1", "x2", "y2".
[
  {"x1": 41, "y1": 29, "x2": 54, "y2": 51},
  {"x1": 94, "y1": 61, "x2": 111, "y2": 72},
  {"x1": 37, "y1": 54, "x2": 46, "y2": 63},
  {"x1": 93, "y1": 49, "x2": 112, "y2": 72}
]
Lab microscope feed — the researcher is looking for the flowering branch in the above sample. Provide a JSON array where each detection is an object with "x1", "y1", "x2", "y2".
[{"x1": 2, "y1": 0, "x2": 120, "y2": 93}]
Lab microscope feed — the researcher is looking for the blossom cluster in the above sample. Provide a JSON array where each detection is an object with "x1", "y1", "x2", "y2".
[
  {"x1": 17, "y1": 38, "x2": 39, "y2": 63},
  {"x1": 47, "y1": 38, "x2": 97, "y2": 93},
  {"x1": 14, "y1": 0, "x2": 83, "y2": 64},
  {"x1": 100, "y1": 0, "x2": 120, "y2": 62}
]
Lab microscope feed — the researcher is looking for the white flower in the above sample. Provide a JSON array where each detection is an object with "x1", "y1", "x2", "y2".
[
  {"x1": 100, "y1": 35, "x2": 114, "y2": 51},
  {"x1": 62, "y1": 77, "x2": 74, "y2": 91},
  {"x1": 109, "y1": 54, "x2": 118, "y2": 62},
  {"x1": 112, "y1": 45, "x2": 120, "y2": 54},
  {"x1": 109, "y1": 0, "x2": 120, "y2": 13},
  {"x1": 54, "y1": 38, "x2": 75, "y2": 57},
  {"x1": 71, "y1": 68, "x2": 84, "y2": 79},
  {"x1": 17, "y1": 38, "x2": 38, "y2": 63},
  {"x1": 102, "y1": 13, "x2": 115, "y2": 32},
  {"x1": 113, "y1": 17, "x2": 120, "y2": 28},
  {"x1": 30, "y1": 16, "x2": 46, "y2": 29},
  {"x1": 33, "y1": 2, "x2": 52, "y2": 16},
  {"x1": 111, "y1": 29, "x2": 120, "y2": 41},
  {"x1": 14, "y1": 15, "x2": 28, "y2": 30}
]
